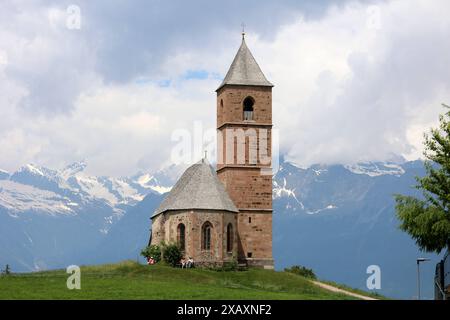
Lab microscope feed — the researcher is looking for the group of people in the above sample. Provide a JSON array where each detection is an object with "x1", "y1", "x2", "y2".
[
  {"x1": 180, "y1": 257, "x2": 195, "y2": 269},
  {"x1": 146, "y1": 255, "x2": 195, "y2": 268}
]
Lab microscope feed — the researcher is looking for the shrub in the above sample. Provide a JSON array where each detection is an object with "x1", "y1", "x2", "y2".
[
  {"x1": 207, "y1": 260, "x2": 239, "y2": 272},
  {"x1": 140, "y1": 245, "x2": 161, "y2": 263},
  {"x1": 222, "y1": 260, "x2": 238, "y2": 271},
  {"x1": 284, "y1": 265, "x2": 316, "y2": 279},
  {"x1": 162, "y1": 243, "x2": 182, "y2": 267}
]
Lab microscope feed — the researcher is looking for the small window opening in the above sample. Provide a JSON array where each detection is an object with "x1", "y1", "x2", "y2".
[
  {"x1": 202, "y1": 222, "x2": 212, "y2": 251},
  {"x1": 226, "y1": 223, "x2": 233, "y2": 253},
  {"x1": 177, "y1": 223, "x2": 186, "y2": 251},
  {"x1": 243, "y1": 97, "x2": 254, "y2": 121}
]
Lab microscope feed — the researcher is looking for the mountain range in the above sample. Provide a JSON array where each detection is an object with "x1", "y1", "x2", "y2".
[{"x1": 0, "y1": 158, "x2": 443, "y2": 299}]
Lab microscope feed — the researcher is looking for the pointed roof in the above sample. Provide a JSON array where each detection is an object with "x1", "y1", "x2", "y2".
[
  {"x1": 216, "y1": 37, "x2": 273, "y2": 91},
  {"x1": 152, "y1": 160, "x2": 238, "y2": 217}
]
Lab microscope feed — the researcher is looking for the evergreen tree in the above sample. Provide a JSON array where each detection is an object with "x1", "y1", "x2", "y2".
[
  {"x1": 4, "y1": 264, "x2": 11, "y2": 275},
  {"x1": 395, "y1": 104, "x2": 450, "y2": 253}
]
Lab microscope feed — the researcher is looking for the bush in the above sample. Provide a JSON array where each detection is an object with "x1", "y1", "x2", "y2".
[
  {"x1": 140, "y1": 245, "x2": 161, "y2": 263},
  {"x1": 206, "y1": 260, "x2": 239, "y2": 272},
  {"x1": 162, "y1": 243, "x2": 182, "y2": 267},
  {"x1": 284, "y1": 265, "x2": 316, "y2": 279},
  {"x1": 221, "y1": 260, "x2": 238, "y2": 271}
]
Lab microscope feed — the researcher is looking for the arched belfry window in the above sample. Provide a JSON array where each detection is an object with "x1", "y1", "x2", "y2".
[
  {"x1": 226, "y1": 223, "x2": 233, "y2": 253},
  {"x1": 243, "y1": 97, "x2": 254, "y2": 121},
  {"x1": 177, "y1": 223, "x2": 185, "y2": 251},
  {"x1": 202, "y1": 221, "x2": 213, "y2": 251}
]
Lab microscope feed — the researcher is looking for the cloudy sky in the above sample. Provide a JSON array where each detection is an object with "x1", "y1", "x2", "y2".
[{"x1": 0, "y1": 0, "x2": 449, "y2": 176}]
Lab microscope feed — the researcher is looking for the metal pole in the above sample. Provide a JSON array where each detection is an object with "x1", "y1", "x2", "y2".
[{"x1": 417, "y1": 260, "x2": 421, "y2": 300}]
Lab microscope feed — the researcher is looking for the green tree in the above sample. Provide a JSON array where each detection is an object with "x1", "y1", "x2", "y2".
[
  {"x1": 140, "y1": 245, "x2": 161, "y2": 263},
  {"x1": 395, "y1": 104, "x2": 450, "y2": 253},
  {"x1": 3, "y1": 264, "x2": 11, "y2": 275},
  {"x1": 162, "y1": 243, "x2": 183, "y2": 267}
]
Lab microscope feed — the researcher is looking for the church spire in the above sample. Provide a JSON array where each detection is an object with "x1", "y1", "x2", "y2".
[{"x1": 216, "y1": 32, "x2": 273, "y2": 92}]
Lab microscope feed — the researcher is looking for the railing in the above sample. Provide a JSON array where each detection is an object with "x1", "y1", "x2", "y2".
[
  {"x1": 444, "y1": 250, "x2": 450, "y2": 288},
  {"x1": 435, "y1": 249, "x2": 449, "y2": 300}
]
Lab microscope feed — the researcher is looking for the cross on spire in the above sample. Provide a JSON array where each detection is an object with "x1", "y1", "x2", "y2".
[{"x1": 241, "y1": 23, "x2": 246, "y2": 40}]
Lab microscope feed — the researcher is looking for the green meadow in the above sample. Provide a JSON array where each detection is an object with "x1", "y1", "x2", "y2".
[{"x1": 0, "y1": 261, "x2": 366, "y2": 300}]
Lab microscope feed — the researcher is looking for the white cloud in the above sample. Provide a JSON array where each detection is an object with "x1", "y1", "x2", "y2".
[
  {"x1": 0, "y1": 0, "x2": 449, "y2": 176},
  {"x1": 0, "y1": 80, "x2": 216, "y2": 176},
  {"x1": 256, "y1": 0, "x2": 450, "y2": 165}
]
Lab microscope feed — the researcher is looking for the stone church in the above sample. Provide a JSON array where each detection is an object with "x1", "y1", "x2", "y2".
[{"x1": 150, "y1": 34, "x2": 274, "y2": 269}]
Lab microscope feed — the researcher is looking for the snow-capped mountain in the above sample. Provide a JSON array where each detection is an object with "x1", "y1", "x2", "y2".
[
  {"x1": 2, "y1": 162, "x2": 172, "y2": 218},
  {"x1": 61, "y1": 161, "x2": 87, "y2": 178},
  {"x1": 272, "y1": 158, "x2": 441, "y2": 299},
  {"x1": 344, "y1": 162, "x2": 405, "y2": 177},
  {"x1": 0, "y1": 158, "x2": 408, "y2": 219},
  {"x1": 129, "y1": 163, "x2": 185, "y2": 195},
  {"x1": 0, "y1": 161, "x2": 172, "y2": 271},
  {"x1": 0, "y1": 180, "x2": 77, "y2": 216},
  {"x1": 0, "y1": 169, "x2": 10, "y2": 180},
  {"x1": 0, "y1": 157, "x2": 442, "y2": 299},
  {"x1": 272, "y1": 160, "x2": 408, "y2": 215}
]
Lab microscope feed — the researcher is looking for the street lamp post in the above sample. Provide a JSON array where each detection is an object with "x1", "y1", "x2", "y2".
[{"x1": 416, "y1": 258, "x2": 430, "y2": 300}]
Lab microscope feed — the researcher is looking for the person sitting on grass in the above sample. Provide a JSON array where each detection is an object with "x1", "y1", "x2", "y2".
[
  {"x1": 186, "y1": 257, "x2": 194, "y2": 268},
  {"x1": 180, "y1": 257, "x2": 186, "y2": 269}
]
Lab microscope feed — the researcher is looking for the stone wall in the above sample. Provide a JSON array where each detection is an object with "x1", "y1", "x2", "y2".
[
  {"x1": 216, "y1": 125, "x2": 272, "y2": 168},
  {"x1": 150, "y1": 210, "x2": 238, "y2": 266},
  {"x1": 216, "y1": 84, "x2": 274, "y2": 269},
  {"x1": 217, "y1": 167, "x2": 272, "y2": 210},
  {"x1": 150, "y1": 214, "x2": 165, "y2": 245},
  {"x1": 236, "y1": 210, "x2": 273, "y2": 268},
  {"x1": 217, "y1": 85, "x2": 272, "y2": 126}
]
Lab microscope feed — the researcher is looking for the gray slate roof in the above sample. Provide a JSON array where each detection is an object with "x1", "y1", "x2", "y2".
[
  {"x1": 152, "y1": 160, "x2": 238, "y2": 217},
  {"x1": 217, "y1": 38, "x2": 273, "y2": 91}
]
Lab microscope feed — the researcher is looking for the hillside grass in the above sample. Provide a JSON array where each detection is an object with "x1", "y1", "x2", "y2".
[
  {"x1": 0, "y1": 261, "x2": 359, "y2": 300},
  {"x1": 320, "y1": 279, "x2": 388, "y2": 300}
]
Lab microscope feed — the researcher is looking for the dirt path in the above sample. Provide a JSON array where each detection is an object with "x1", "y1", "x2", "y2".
[{"x1": 311, "y1": 280, "x2": 378, "y2": 300}]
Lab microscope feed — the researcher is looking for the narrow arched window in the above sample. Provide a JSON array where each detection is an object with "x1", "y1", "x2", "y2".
[
  {"x1": 177, "y1": 223, "x2": 185, "y2": 251},
  {"x1": 243, "y1": 97, "x2": 254, "y2": 121},
  {"x1": 226, "y1": 223, "x2": 233, "y2": 253},
  {"x1": 202, "y1": 222, "x2": 212, "y2": 251}
]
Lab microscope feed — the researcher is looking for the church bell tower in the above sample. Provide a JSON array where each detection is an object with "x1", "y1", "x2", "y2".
[{"x1": 216, "y1": 33, "x2": 274, "y2": 268}]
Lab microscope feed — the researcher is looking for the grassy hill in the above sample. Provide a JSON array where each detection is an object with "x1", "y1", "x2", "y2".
[{"x1": 0, "y1": 261, "x2": 374, "y2": 300}]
